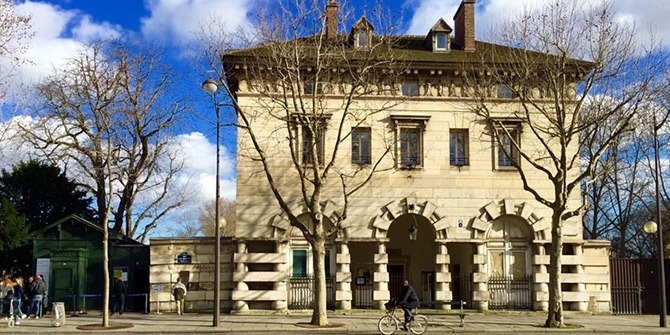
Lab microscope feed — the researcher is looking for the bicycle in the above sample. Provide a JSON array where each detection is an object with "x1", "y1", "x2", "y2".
[{"x1": 378, "y1": 301, "x2": 428, "y2": 335}]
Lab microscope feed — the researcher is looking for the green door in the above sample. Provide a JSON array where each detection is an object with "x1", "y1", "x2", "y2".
[{"x1": 52, "y1": 267, "x2": 75, "y2": 311}]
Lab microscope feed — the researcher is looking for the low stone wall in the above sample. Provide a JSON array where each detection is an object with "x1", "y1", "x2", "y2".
[{"x1": 149, "y1": 237, "x2": 235, "y2": 313}]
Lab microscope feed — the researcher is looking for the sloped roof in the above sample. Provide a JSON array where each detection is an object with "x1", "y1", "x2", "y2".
[
  {"x1": 33, "y1": 214, "x2": 142, "y2": 245},
  {"x1": 222, "y1": 34, "x2": 592, "y2": 72}
]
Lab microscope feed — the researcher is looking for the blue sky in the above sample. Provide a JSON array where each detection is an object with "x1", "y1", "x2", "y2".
[{"x1": 2, "y1": 0, "x2": 669, "y2": 237}]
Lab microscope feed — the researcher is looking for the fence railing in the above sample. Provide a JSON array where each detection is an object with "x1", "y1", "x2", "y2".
[
  {"x1": 287, "y1": 276, "x2": 335, "y2": 310},
  {"x1": 488, "y1": 275, "x2": 532, "y2": 310}
]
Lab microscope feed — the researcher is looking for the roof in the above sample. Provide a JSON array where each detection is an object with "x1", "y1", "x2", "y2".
[
  {"x1": 32, "y1": 214, "x2": 143, "y2": 245},
  {"x1": 222, "y1": 34, "x2": 593, "y2": 74}
]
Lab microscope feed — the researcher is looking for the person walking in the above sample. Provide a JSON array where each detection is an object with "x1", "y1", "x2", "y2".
[
  {"x1": 1, "y1": 278, "x2": 16, "y2": 323},
  {"x1": 396, "y1": 280, "x2": 421, "y2": 332},
  {"x1": 111, "y1": 277, "x2": 126, "y2": 316},
  {"x1": 28, "y1": 275, "x2": 46, "y2": 319},
  {"x1": 12, "y1": 277, "x2": 27, "y2": 321},
  {"x1": 171, "y1": 277, "x2": 187, "y2": 315}
]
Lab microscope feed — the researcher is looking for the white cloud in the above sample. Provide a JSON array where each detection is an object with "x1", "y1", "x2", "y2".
[
  {"x1": 140, "y1": 0, "x2": 257, "y2": 45},
  {"x1": 11, "y1": 1, "x2": 122, "y2": 90},
  {"x1": 169, "y1": 131, "x2": 236, "y2": 202}
]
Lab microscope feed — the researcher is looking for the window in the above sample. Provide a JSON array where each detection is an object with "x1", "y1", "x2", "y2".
[
  {"x1": 292, "y1": 250, "x2": 308, "y2": 277},
  {"x1": 435, "y1": 33, "x2": 448, "y2": 50},
  {"x1": 302, "y1": 124, "x2": 325, "y2": 165},
  {"x1": 304, "y1": 80, "x2": 322, "y2": 95},
  {"x1": 351, "y1": 127, "x2": 371, "y2": 165},
  {"x1": 400, "y1": 128, "x2": 421, "y2": 168},
  {"x1": 497, "y1": 84, "x2": 514, "y2": 99},
  {"x1": 496, "y1": 126, "x2": 521, "y2": 169},
  {"x1": 357, "y1": 31, "x2": 369, "y2": 48},
  {"x1": 449, "y1": 129, "x2": 469, "y2": 166},
  {"x1": 391, "y1": 115, "x2": 430, "y2": 169},
  {"x1": 486, "y1": 218, "x2": 531, "y2": 279},
  {"x1": 291, "y1": 248, "x2": 332, "y2": 277},
  {"x1": 402, "y1": 82, "x2": 418, "y2": 96}
]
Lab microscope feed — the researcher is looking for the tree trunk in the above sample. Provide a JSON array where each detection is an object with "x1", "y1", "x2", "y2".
[
  {"x1": 310, "y1": 233, "x2": 329, "y2": 326},
  {"x1": 545, "y1": 211, "x2": 564, "y2": 328}
]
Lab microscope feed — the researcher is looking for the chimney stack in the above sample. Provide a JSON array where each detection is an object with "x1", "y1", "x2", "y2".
[
  {"x1": 453, "y1": 0, "x2": 475, "y2": 52},
  {"x1": 325, "y1": 0, "x2": 339, "y2": 40}
]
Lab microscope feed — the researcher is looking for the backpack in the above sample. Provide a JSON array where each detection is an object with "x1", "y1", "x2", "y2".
[{"x1": 173, "y1": 287, "x2": 185, "y2": 300}]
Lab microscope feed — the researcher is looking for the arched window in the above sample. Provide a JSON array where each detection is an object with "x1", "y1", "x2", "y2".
[{"x1": 486, "y1": 216, "x2": 531, "y2": 278}]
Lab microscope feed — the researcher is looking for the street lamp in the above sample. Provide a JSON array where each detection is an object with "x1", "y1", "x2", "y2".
[
  {"x1": 202, "y1": 77, "x2": 221, "y2": 327},
  {"x1": 645, "y1": 114, "x2": 667, "y2": 328}
]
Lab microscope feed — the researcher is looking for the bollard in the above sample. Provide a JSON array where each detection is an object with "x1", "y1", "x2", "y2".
[{"x1": 51, "y1": 302, "x2": 66, "y2": 327}]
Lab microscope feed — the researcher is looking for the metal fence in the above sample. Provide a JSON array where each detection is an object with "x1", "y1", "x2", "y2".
[
  {"x1": 488, "y1": 275, "x2": 532, "y2": 310},
  {"x1": 451, "y1": 273, "x2": 472, "y2": 307},
  {"x1": 610, "y1": 258, "x2": 670, "y2": 315},
  {"x1": 287, "y1": 276, "x2": 335, "y2": 310}
]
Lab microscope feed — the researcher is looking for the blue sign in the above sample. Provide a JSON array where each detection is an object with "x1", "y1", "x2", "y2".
[{"x1": 176, "y1": 252, "x2": 192, "y2": 264}]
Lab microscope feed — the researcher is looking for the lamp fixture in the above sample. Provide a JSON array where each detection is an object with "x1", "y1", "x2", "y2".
[{"x1": 409, "y1": 221, "x2": 418, "y2": 241}]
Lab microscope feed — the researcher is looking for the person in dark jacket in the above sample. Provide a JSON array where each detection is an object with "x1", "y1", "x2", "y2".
[
  {"x1": 12, "y1": 277, "x2": 27, "y2": 320},
  {"x1": 111, "y1": 277, "x2": 126, "y2": 316},
  {"x1": 27, "y1": 275, "x2": 46, "y2": 319},
  {"x1": 396, "y1": 280, "x2": 421, "y2": 331}
]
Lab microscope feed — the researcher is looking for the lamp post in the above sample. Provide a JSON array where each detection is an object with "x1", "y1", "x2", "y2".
[
  {"x1": 645, "y1": 114, "x2": 667, "y2": 327},
  {"x1": 202, "y1": 78, "x2": 221, "y2": 327}
]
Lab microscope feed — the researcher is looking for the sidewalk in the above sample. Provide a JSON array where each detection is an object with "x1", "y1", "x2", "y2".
[{"x1": 2, "y1": 310, "x2": 670, "y2": 334}]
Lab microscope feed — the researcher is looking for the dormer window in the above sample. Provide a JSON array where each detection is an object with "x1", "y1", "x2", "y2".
[
  {"x1": 350, "y1": 16, "x2": 374, "y2": 49},
  {"x1": 425, "y1": 18, "x2": 452, "y2": 52},
  {"x1": 356, "y1": 31, "x2": 370, "y2": 48},
  {"x1": 436, "y1": 33, "x2": 448, "y2": 50}
]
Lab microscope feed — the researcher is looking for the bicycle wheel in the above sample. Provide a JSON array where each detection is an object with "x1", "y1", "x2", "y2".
[
  {"x1": 408, "y1": 314, "x2": 428, "y2": 335},
  {"x1": 378, "y1": 315, "x2": 398, "y2": 335}
]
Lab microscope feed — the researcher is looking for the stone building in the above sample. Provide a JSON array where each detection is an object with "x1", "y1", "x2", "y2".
[{"x1": 150, "y1": 0, "x2": 611, "y2": 314}]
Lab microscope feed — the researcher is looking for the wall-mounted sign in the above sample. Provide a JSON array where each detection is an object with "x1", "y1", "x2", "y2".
[{"x1": 176, "y1": 252, "x2": 192, "y2": 264}]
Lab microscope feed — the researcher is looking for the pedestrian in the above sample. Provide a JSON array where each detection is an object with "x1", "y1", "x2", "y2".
[
  {"x1": 111, "y1": 277, "x2": 126, "y2": 316},
  {"x1": 396, "y1": 279, "x2": 421, "y2": 332},
  {"x1": 171, "y1": 277, "x2": 187, "y2": 315},
  {"x1": 1, "y1": 278, "x2": 15, "y2": 322},
  {"x1": 12, "y1": 276, "x2": 27, "y2": 321},
  {"x1": 27, "y1": 275, "x2": 46, "y2": 319}
]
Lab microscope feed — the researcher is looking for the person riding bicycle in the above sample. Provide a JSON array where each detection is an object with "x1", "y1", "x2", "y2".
[{"x1": 396, "y1": 280, "x2": 420, "y2": 331}]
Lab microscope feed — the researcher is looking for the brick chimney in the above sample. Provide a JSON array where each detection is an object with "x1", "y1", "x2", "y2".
[
  {"x1": 325, "y1": 0, "x2": 338, "y2": 39},
  {"x1": 453, "y1": 0, "x2": 475, "y2": 52}
]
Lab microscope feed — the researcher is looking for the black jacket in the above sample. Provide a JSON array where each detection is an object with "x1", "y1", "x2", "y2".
[
  {"x1": 398, "y1": 284, "x2": 420, "y2": 308},
  {"x1": 113, "y1": 280, "x2": 126, "y2": 296}
]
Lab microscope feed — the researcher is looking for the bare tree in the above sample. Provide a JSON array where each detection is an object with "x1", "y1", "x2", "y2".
[
  {"x1": 198, "y1": 0, "x2": 407, "y2": 325},
  {"x1": 198, "y1": 198, "x2": 236, "y2": 237},
  {"x1": 20, "y1": 40, "x2": 189, "y2": 242},
  {"x1": 0, "y1": 0, "x2": 32, "y2": 101},
  {"x1": 468, "y1": 0, "x2": 663, "y2": 327}
]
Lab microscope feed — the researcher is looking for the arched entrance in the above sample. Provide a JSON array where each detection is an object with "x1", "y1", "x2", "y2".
[
  {"x1": 486, "y1": 215, "x2": 533, "y2": 309},
  {"x1": 386, "y1": 213, "x2": 437, "y2": 302}
]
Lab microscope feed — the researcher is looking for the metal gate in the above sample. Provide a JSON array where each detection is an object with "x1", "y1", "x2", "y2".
[
  {"x1": 610, "y1": 258, "x2": 670, "y2": 315},
  {"x1": 488, "y1": 275, "x2": 532, "y2": 310},
  {"x1": 287, "y1": 276, "x2": 335, "y2": 310}
]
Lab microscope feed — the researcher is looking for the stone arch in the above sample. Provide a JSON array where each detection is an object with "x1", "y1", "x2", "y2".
[
  {"x1": 370, "y1": 197, "x2": 448, "y2": 239},
  {"x1": 471, "y1": 199, "x2": 549, "y2": 240},
  {"x1": 268, "y1": 199, "x2": 344, "y2": 240}
]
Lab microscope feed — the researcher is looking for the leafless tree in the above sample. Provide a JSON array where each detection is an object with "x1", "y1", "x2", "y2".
[
  {"x1": 198, "y1": 198, "x2": 236, "y2": 237},
  {"x1": 0, "y1": 0, "x2": 32, "y2": 101},
  {"x1": 468, "y1": 0, "x2": 664, "y2": 327},
  {"x1": 20, "y1": 40, "x2": 190, "y2": 243},
  {"x1": 197, "y1": 0, "x2": 407, "y2": 325}
]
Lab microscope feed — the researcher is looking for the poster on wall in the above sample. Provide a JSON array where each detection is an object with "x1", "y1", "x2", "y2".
[
  {"x1": 35, "y1": 258, "x2": 50, "y2": 305},
  {"x1": 113, "y1": 267, "x2": 128, "y2": 282}
]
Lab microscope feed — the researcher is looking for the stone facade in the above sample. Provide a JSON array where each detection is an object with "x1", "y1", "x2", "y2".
[
  {"x1": 149, "y1": 238, "x2": 235, "y2": 313},
  {"x1": 148, "y1": 0, "x2": 612, "y2": 315}
]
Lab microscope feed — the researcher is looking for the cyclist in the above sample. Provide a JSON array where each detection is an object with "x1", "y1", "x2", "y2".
[{"x1": 396, "y1": 280, "x2": 420, "y2": 331}]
